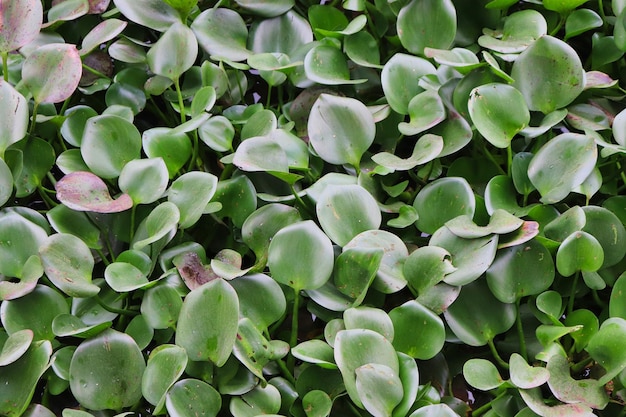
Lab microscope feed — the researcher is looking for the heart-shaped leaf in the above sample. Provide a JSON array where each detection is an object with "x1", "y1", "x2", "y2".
[
  {"x1": 302, "y1": 390, "x2": 332, "y2": 417},
  {"x1": 381, "y1": 53, "x2": 436, "y2": 115},
  {"x1": 586, "y1": 317, "x2": 626, "y2": 384},
  {"x1": 140, "y1": 284, "x2": 182, "y2": 330},
  {"x1": 104, "y1": 262, "x2": 150, "y2": 292},
  {"x1": 56, "y1": 171, "x2": 133, "y2": 213},
  {"x1": 581, "y1": 206, "x2": 626, "y2": 268},
  {"x1": 414, "y1": 177, "x2": 476, "y2": 235},
  {"x1": 167, "y1": 171, "x2": 218, "y2": 229},
  {"x1": 118, "y1": 157, "x2": 168, "y2": 205},
  {"x1": 51, "y1": 314, "x2": 111, "y2": 338},
  {"x1": 390, "y1": 300, "x2": 445, "y2": 360},
  {"x1": 403, "y1": 246, "x2": 455, "y2": 295},
  {"x1": 143, "y1": 127, "x2": 192, "y2": 178},
  {"x1": 292, "y1": 339, "x2": 336, "y2": 368},
  {"x1": 509, "y1": 353, "x2": 550, "y2": 389},
  {"x1": 304, "y1": 44, "x2": 367, "y2": 85},
  {"x1": 556, "y1": 231, "x2": 604, "y2": 276},
  {"x1": 147, "y1": 22, "x2": 197, "y2": 81},
  {"x1": 0, "y1": 329, "x2": 33, "y2": 366},
  {"x1": 233, "y1": 135, "x2": 289, "y2": 174},
  {"x1": 166, "y1": 378, "x2": 222, "y2": 417},
  {"x1": 398, "y1": 90, "x2": 446, "y2": 136},
  {"x1": 132, "y1": 201, "x2": 180, "y2": 250},
  {"x1": 79, "y1": 18, "x2": 127, "y2": 55},
  {"x1": 546, "y1": 353, "x2": 608, "y2": 409},
  {"x1": 544, "y1": 0, "x2": 590, "y2": 14},
  {"x1": 175, "y1": 279, "x2": 238, "y2": 366},
  {"x1": 468, "y1": 83, "x2": 530, "y2": 148},
  {"x1": 478, "y1": 10, "x2": 547, "y2": 53},
  {"x1": 192, "y1": 8, "x2": 250, "y2": 61},
  {"x1": 22, "y1": 43, "x2": 82, "y2": 104},
  {"x1": 397, "y1": 0, "x2": 456, "y2": 55},
  {"x1": 463, "y1": 358, "x2": 505, "y2": 390},
  {"x1": 112, "y1": 0, "x2": 180, "y2": 31}
]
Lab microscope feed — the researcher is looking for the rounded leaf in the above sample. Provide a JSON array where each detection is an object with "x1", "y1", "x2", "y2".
[
  {"x1": 143, "y1": 127, "x2": 192, "y2": 178},
  {"x1": 69, "y1": 329, "x2": 145, "y2": 411},
  {"x1": 316, "y1": 184, "x2": 381, "y2": 246},
  {"x1": 56, "y1": 171, "x2": 133, "y2": 213},
  {"x1": 112, "y1": 0, "x2": 180, "y2": 31},
  {"x1": 166, "y1": 378, "x2": 222, "y2": 417},
  {"x1": 141, "y1": 284, "x2": 182, "y2": 329},
  {"x1": 556, "y1": 231, "x2": 604, "y2": 276},
  {"x1": 403, "y1": 246, "x2": 455, "y2": 295},
  {"x1": 463, "y1": 358, "x2": 504, "y2": 391},
  {"x1": 587, "y1": 317, "x2": 626, "y2": 384},
  {"x1": 22, "y1": 43, "x2": 82, "y2": 104},
  {"x1": 0, "y1": 212, "x2": 47, "y2": 279},
  {"x1": 355, "y1": 363, "x2": 403, "y2": 417},
  {"x1": 229, "y1": 273, "x2": 286, "y2": 330},
  {"x1": 131, "y1": 201, "x2": 180, "y2": 250},
  {"x1": 175, "y1": 279, "x2": 239, "y2": 366},
  {"x1": 0, "y1": 329, "x2": 33, "y2": 366},
  {"x1": 581, "y1": 206, "x2": 626, "y2": 268},
  {"x1": 308, "y1": 94, "x2": 375, "y2": 167},
  {"x1": 119, "y1": 157, "x2": 168, "y2": 204},
  {"x1": 512, "y1": 35, "x2": 585, "y2": 113},
  {"x1": 191, "y1": 8, "x2": 250, "y2": 61},
  {"x1": 389, "y1": 300, "x2": 445, "y2": 360},
  {"x1": 397, "y1": 0, "x2": 456, "y2": 55},
  {"x1": 142, "y1": 345, "x2": 188, "y2": 412},
  {"x1": 147, "y1": 22, "x2": 197, "y2": 80},
  {"x1": 0, "y1": 0, "x2": 43, "y2": 53},
  {"x1": 268, "y1": 221, "x2": 334, "y2": 291},
  {"x1": 509, "y1": 353, "x2": 550, "y2": 389},
  {"x1": 0, "y1": 81, "x2": 29, "y2": 155},
  {"x1": 302, "y1": 390, "x2": 332, "y2": 417},
  {"x1": 381, "y1": 53, "x2": 436, "y2": 115},
  {"x1": 468, "y1": 83, "x2": 530, "y2": 148}
]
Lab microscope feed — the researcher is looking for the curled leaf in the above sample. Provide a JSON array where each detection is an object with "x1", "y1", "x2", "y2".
[{"x1": 56, "y1": 171, "x2": 133, "y2": 213}]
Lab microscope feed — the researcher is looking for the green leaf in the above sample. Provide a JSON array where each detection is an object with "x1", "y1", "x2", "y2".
[
  {"x1": 408, "y1": 404, "x2": 458, "y2": 417},
  {"x1": 397, "y1": 0, "x2": 456, "y2": 55},
  {"x1": 587, "y1": 317, "x2": 626, "y2": 384},
  {"x1": 478, "y1": 10, "x2": 547, "y2": 53},
  {"x1": 175, "y1": 279, "x2": 239, "y2": 366},
  {"x1": 372, "y1": 134, "x2": 443, "y2": 172},
  {"x1": 0, "y1": 329, "x2": 33, "y2": 366},
  {"x1": 80, "y1": 114, "x2": 142, "y2": 179},
  {"x1": 132, "y1": 201, "x2": 180, "y2": 250},
  {"x1": 414, "y1": 177, "x2": 475, "y2": 235},
  {"x1": 79, "y1": 19, "x2": 127, "y2": 56},
  {"x1": 69, "y1": 329, "x2": 145, "y2": 411},
  {"x1": 544, "y1": 0, "x2": 590, "y2": 14},
  {"x1": 112, "y1": 0, "x2": 180, "y2": 32},
  {"x1": 403, "y1": 246, "x2": 455, "y2": 295},
  {"x1": 142, "y1": 345, "x2": 188, "y2": 413},
  {"x1": 0, "y1": 0, "x2": 43, "y2": 53},
  {"x1": 0, "y1": 81, "x2": 28, "y2": 156},
  {"x1": 390, "y1": 300, "x2": 445, "y2": 360},
  {"x1": 166, "y1": 378, "x2": 222, "y2": 417},
  {"x1": 381, "y1": 53, "x2": 436, "y2": 115},
  {"x1": 56, "y1": 171, "x2": 133, "y2": 213},
  {"x1": 292, "y1": 340, "x2": 336, "y2": 368},
  {"x1": 119, "y1": 157, "x2": 169, "y2": 204},
  {"x1": 9, "y1": 136, "x2": 55, "y2": 198},
  {"x1": 581, "y1": 206, "x2": 626, "y2": 268},
  {"x1": 610, "y1": 272, "x2": 626, "y2": 319},
  {"x1": 22, "y1": 43, "x2": 82, "y2": 104},
  {"x1": 302, "y1": 390, "x2": 332, "y2": 417},
  {"x1": 304, "y1": 44, "x2": 367, "y2": 85},
  {"x1": 399, "y1": 90, "x2": 446, "y2": 136},
  {"x1": 162, "y1": 0, "x2": 198, "y2": 18},
  {"x1": 356, "y1": 363, "x2": 404, "y2": 417},
  {"x1": 147, "y1": 22, "x2": 197, "y2": 81},
  {"x1": 486, "y1": 239, "x2": 555, "y2": 303},
  {"x1": 51, "y1": 314, "x2": 111, "y2": 338},
  {"x1": 235, "y1": 0, "x2": 294, "y2": 17},
  {"x1": 191, "y1": 8, "x2": 250, "y2": 61},
  {"x1": 528, "y1": 133, "x2": 597, "y2": 204},
  {"x1": 143, "y1": 127, "x2": 192, "y2": 178},
  {"x1": 39, "y1": 233, "x2": 100, "y2": 298},
  {"x1": 468, "y1": 83, "x2": 530, "y2": 148},
  {"x1": 212, "y1": 176, "x2": 257, "y2": 228},
  {"x1": 0, "y1": 212, "x2": 47, "y2": 279},
  {"x1": 0, "y1": 341, "x2": 52, "y2": 417},
  {"x1": 230, "y1": 273, "x2": 287, "y2": 330},
  {"x1": 546, "y1": 353, "x2": 608, "y2": 409},
  {"x1": 198, "y1": 116, "x2": 235, "y2": 152},
  {"x1": 444, "y1": 279, "x2": 516, "y2": 346},
  {"x1": 316, "y1": 184, "x2": 381, "y2": 246},
  {"x1": 248, "y1": 10, "x2": 313, "y2": 55},
  {"x1": 509, "y1": 353, "x2": 550, "y2": 389},
  {"x1": 556, "y1": 231, "x2": 604, "y2": 276},
  {"x1": 268, "y1": 221, "x2": 334, "y2": 291},
  {"x1": 140, "y1": 284, "x2": 182, "y2": 330},
  {"x1": 519, "y1": 388, "x2": 594, "y2": 417},
  {"x1": 229, "y1": 383, "x2": 281, "y2": 417},
  {"x1": 334, "y1": 247, "x2": 383, "y2": 303},
  {"x1": 334, "y1": 329, "x2": 399, "y2": 409},
  {"x1": 104, "y1": 262, "x2": 150, "y2": 292},
  {"x1": 446, "y1": 210, "x2": 524, "y2": 239},
  {"x1": 512, "y1": 35, "x2": 585, "y2": 113},
  {"x1": 564, "y1": 309, "x2": 599, "y2": 352},
  {"x1": 233, "y1": 136, "x2": 289, "y2": 174},
  {"x1": 168, "y1": 171, "x2": 218, "y2": 229},
  {"x1": 345, "y1": 31, "x2": 383, "y2": 68},
  {"x1": 463, "y1": 358, "x2": 505, "y2": 390}
]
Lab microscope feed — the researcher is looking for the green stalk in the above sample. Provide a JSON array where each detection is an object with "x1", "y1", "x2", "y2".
[
  {"x1": 487, "y1": 339, "x2": 509, "y2": 370},
  {"x1": 29, "y1": 101, "x2": 40, "y2": 136},
  {"x1": 129, "y1": 204, "x2": 137, "y2": 242},
  {"x1": 568, "y1": 271, "x2": 580, "y2": 315},
  {"x1": 95, "y1": 294, "x2": 138, "y2": 316},
  {"x1": 1, "y1": 52, "x2": 8, "y2": 82},
  {"x1": 516, "y1": 298, "x2": 528, "y2": 361},
  {"x1": 471, "y1": 390, "x2": 508, "y2": 417},
  {"x1": 506, "y1": 145, "x2": 513, "y2": 177},
  {"x1": 287, "y1": 288, "x2": 301, "y2": 372},
  {"x1": 174, "y1": 77, "x2": 186, "y2": 124}
]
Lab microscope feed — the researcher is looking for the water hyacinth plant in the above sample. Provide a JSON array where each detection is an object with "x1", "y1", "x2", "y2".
[{"x1": 1, "y1": 0, "x2": 626, "y2": 416}]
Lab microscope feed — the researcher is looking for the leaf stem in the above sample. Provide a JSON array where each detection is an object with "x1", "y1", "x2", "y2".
[
  {"x1": 2, "y1": 52, "x2": 9, "y2": 82},
  {"x1": 287, "y1": 288, "x2": 301, "y2": 372},
  {"x1": 95, "y1": 295, "x2": 138, "y2": 316},
  {"x1": 276, "y1": 357, "x2": 297, "y2": 386},
  {"x1": 29, "y1": 101, "x2": 40, "y2": 136},
  {"x1": 487, "y1": 339, "x2": 509, "y2": 369},
  {"x1": 507, "y1": 145, "x2": 513, "y2": 177},
  {"x1": 129, "y1": 204, "x2": 137, "y2": 243},
  {"x1": 174, "y1": 77, "x2": 186, "y2": 124},
  {"x1": 571, "y1": 355, "x2": 594, "y2": 374},
  {"x1": 516, "y1": 298, "x2": 528, "y2": 361},
  {"x1": 568, "y1": 271, "x2": 579, "y2": 316},
  {"x1": 471, "y1": 390, "x2": 508, "y2": 417}
]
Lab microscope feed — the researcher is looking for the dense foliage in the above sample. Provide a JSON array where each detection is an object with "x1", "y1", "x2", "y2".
[{"x1": 1, "y1": 0, "x2": 626, "y2": 416}]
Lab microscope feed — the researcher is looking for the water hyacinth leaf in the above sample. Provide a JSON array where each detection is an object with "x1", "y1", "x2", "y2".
[
  {"x1": 344, "y1": 31, "x2": 382, "y2": 68},
  {"x1": 355, "y1": 363, "x2": 403, "y2": 417},
  {"x1": 446, "y1": 210, "x2": 524, "y2": 239},
  {"x1": 0, "y1": 255, "x2": 42, "y2": 301},
  {"x1": 304, "y1": 44, "x2": 366, "y2": 85},
  {"x1": 334, "y1": 329, "x2": 399, "y2": 409},
  {"x1": 248, "y1": 10, "x2": 312, "y2": 57},
  {"x1": 468, "y1": 83, "x2": 530, "y2": 149},
  {"x1": 478, "y1": 10, "x2": 547, "y2": 53},
  {"x1": 229, "y1": 383, "x2": 281, "y2": 417},
  {"x1": 268, "y1": 221, "x2": 334, "y2": 291},
  {"x1": 556, "y1": 231, "x2": 604, "y2": 276},
  {"x1": 233, "y1": 136, "x2": 289, "y2": 174},
  {"x1": 610, "y1": 273, "x2": 626, "y2": 319},
  {"x1": 168, "y1": 171, "x2": 218, "y2": 229},
  {"x1": 132, "y1": 202, "x2": 180, "y2": 250},
  {"x1": 233, "y1": 318, "x2": 287, "y2": 381},
  {"x1": 142, "y1": 345, "x2": 188, "y2": 413},
  {"x1": 544, "y1": 0, "x2": 590, "y2": 14},
  {"x1": 399, "y1": 91, "x2": 446, "y2": 136},
  {"x1": 0, "y1": 158, "x2": 13, "y2": 207},
  {"x1": 175, "y1": 279, "x2": 238, "y2": 365},
  {"x1": 143, "y1": 127, "x2": 192, "y2": 178},
  {"x1": 9, "y1": 135, "x2": 55, "y2": 198},
  {"x1": 528, "y1": 133, "x2": 597, "y2": 204},
  {"x1": 397, "y1": 0, "x2": 456, "y2": 55},
  {"x1": 0, "y1": 340, "x2": 52, "y2": 417},
  {"x1": 536, "y1": 290, "x2": 563, "y2": 322},
  {"x1": 112, "y1": 0, "x2": 180, "y2": 31},
  {"x1": 0, "y1": 0, "x2": 43, "y2": 53},
  {"x1": 191, "y1": 8, "x2": 250, "y2": 61},
  {"x1": 424, "y1": 47, "x2": 481, "y2": 73},
  {"x1": 372, "y1": 134, "x2": 443, "y2": 172},
  {"x1": 56, "y1": 171, "x2": 133, "y2": 213},
  {"x1": 343, "y1": 230, "x2": 408, "y2": 294},
  {"x1": 125, "y1": 315, "x2": 154, "y2": 351},
  {"x1": 463, "y1": 358, "x2": 504, "y2": 391},
  {"x1": 307, "y1": 280, "x2": 354, "y2": 312},
  {"x1": 23, "y1": 404, "x2": 57, "y2": 417},
  {"x1": 60, "y1": 106, "x2": 98, "y2": 147},
  {"x1": 292, "y1": 340, "x2": 336, "y2": 368},
  {"x1": 79, "y1": 18, "x2": 127, "y2": 55},
  {"x1": 230, "y1": 273, "x2": 286, "y2": 330},
  {"x1": 212, "y1": 176, "x2": 256, "y2": 228},
  {"x1": 381, "y1": 53, "x2": 436, "y2": 114},
  {"x1": 80, "y1": 114, "x2": 142, "y2": 179},
  {"x1": 484, "y1": 175, "x2": 535, "y2": 217},
  {"x1": 431, "y1": 112, "x2": 473, "y2": 157},
  {"x1": 162, "y1": 0, "x2": 197, "y2": 18},
  {"x1": 403, "y1": 246, "x2": 455, "y2": 296},
  {"x1": 520, "y1": 109, "x2": 568, "y2": 139},
  {"x1": 413, "y1": 177, "x2": 475, "y2": 235},
  {"x1": 191, "y1": 86, "x2": 216, "y2": 116},
  {"x1": 51, "y1": 314, "x2": 111, "y2": 338},
  {"x1": 235, "y1": 0, "x2": 293, "y2": 17},
  {"x1": 444, "y1": 279, "x2": 516, "y2": 346},
  {"x1": 0, "y1": 81, "x2": 28, "y2": 155},
  {"x1": 0, "y1": 329, "x2": 33, "y2": 366},
  {"x1": 512, "y1": 35, "x2": 585, "y2": 113},
  {"x1": 104, "y1": 262, "x2": 150, "y2": 292},
  {"x1": 587, "y1": 317, "x2": 626, "y2": 384},
  {"x1": 22, "y1": 43, "x2": 82, "y2": 104},
  {"x1": 509, "y1": 353, "x2": 550, "y2": 389},
  {"x1": 390, "y1": 300, "x2": 445, "y2": 360},
  {"x1": 118, "y1": 157, "x2": 168, "y2": 205},
  {"x1": 408, "y1": 404, "x2": 458, "y2": 417},
  {"x1": 198, "y1": 116, "x2": 235, "y2": 152},
  {"x1": 0, "y1": 213, "x2": 47, "y2": 279},
  {"x1": 165, "y1": 379, "x2": 222, "y2": 417},
  {"x1": 334, "y1": 247, "x2": 383, "y2": 303},
  {"x1": 581, "y1": 206, "x2": 626, "y2": 267},
  {"x1": 302, "y1": 390, "x2": 332, "y2": 417},
  {"x1": 316, "y1": 184, "x2": 381, "y2": 247},
  {"x1": 147, "y1": 22, "x2": 197, "y2": 81},
  {"x1": 486, "y1": 239, "x2": 555, "y2": 303},
  {"x1": 69, "y1": 329, "x2": 145, "y2": 411},
  {"x1": 519, "y1": 388, "x2": 594, "y2": 417},
  {"x1": 546, "y1": 353, "x2": 608, "y2": 409},
  {"x1": 46, "y1": 0, "x2": 89, "y2": 25},
  {"x1": 39, "y1": 233, "x2": 99, "y2": 298},
  {"x1": 140, "y1": 284, "x2": 182, "y2": 329},
  {"x1": 344, "y1": 306, "x2": 394, "y2": 341},
  {"x1": 563, "y1": 309, "x2": 599, "y2": 352}
]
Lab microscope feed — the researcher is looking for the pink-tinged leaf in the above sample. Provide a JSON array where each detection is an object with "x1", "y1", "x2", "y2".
[
  {"x1": 88, "y1": 0, "x2": 111, "y2": 14},
  {"x1": 22, "y1": 43, "x2": 82, "y2": 104},
  {"x1": 173, "y1": 252, "x2": 217, "y2": 290},
  {"x1": 55, "y1": 171, "x2": 133, "y2": 213},
  {"x1": 0, "y1": 0, "x2": 43, "y2": 53},
  {"x1": 498, "y1": 221, "x2": 540, "y2": 249},
  {"x1": 584, "y1": 71, "x2": 617, "y2": 89}
]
